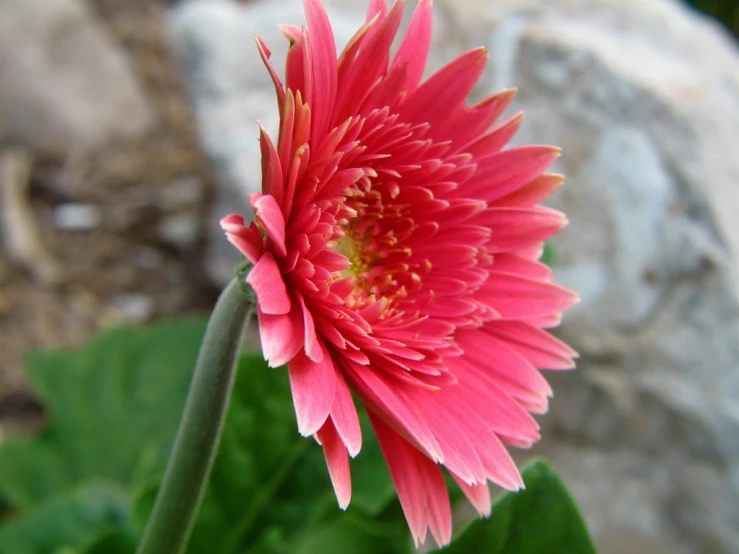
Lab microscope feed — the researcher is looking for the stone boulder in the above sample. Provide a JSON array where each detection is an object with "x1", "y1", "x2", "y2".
[
  {"x1": 0, "y1": 0, "x2": 153, "y2": 150},
  {"x1": 435, "y1": 0, "x2": 739, "y2": 552}
]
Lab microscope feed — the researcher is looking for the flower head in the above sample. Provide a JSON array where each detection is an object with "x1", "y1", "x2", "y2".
[{"x1": 221, "y1": 0, "x2": 578, "y2": 546}]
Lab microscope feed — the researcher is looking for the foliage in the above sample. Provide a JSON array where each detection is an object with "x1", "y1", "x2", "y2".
[
  {"x1": 436, "y1": 459, "x2": 597, "y2": 554},
  {"x1": 0, "y1": 319, "x2": 596, "y2": 553},
  {"x1": 685, "y1": 0, "x2": 739, "y2": 38}
]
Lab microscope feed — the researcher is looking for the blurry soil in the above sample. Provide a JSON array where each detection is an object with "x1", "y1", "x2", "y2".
[{"x1": 0, "y1": 0, "x2": 220, "y2": 428}]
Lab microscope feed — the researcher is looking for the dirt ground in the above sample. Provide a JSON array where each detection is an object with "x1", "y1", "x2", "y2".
[{"x1": 0, "y1": 1, "x2": 221, "y2": 426}]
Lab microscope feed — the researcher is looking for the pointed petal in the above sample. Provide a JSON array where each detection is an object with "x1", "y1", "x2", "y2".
[
  {"x1": 331, "y1": 370, "x2": 362, "y2": 457},
  {"x1": 391, "y1": 0, "x2": 433, "y2": 93},
  {"x1": 451, "y1": 474, "x2": 492, "y2": 517},
  {"x1": 316, "y1": 418, "x2": 352, "y2": 509},
  {"x1": 343, "y1": 362, "x2": 443, "y2": 462},
  {"x1": 288, "y1": 344, "x2": 336, "y2": 436},
  {"x1": 492, "y1": 173, "x2": 564, "y2": 207},
  {"x1": 258, "y1": 306, "x2": 304, "y2": 368},
  {"x1": 259, "y1": 124, "x2": 285, "y2": 205},
  {"x1": 479, "y1": 206, "x2": 568, "y2": 252},
  {"x1": 464, "y1": 109, "x2": 522, "y2": 157},
  {"x1": 369, "y1": 412, "x2": 452, "y2": 548},
  {"x1": 479, "y1": 273, "x2": 580, "y2": 319},
  {"x1": 220, "y1": 214, "x2": 262, "y2": 263},
  {"x1": 304, "y1": 0, "x2": 337, "y2": 143},
  {"x1": 366, "y1": 0, "x2": 388, "y2": 21},
  {"x1": 486, "y1": 321, "x2": 578, "y2": 369},
  {"x1": 251, "y1": 193, "x2": 287, "y2": 257},
  {"x1": 465, "y1": 146, "x2": 561, "y2": 201},
  {"x1": 297, "y1": 293, "x2": 323, "y2": 362},
  {"x1": 400, "y1": 47, "x2": 488, "y2": 127},
  {"x1": 246, "y1": 252, "x2": 290, "y2": 315},
  {"x1": 256, "y1": 36, "x2": 286, "y2": 112}
]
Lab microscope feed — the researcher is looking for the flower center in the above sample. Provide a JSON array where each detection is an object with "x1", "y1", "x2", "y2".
[
  {"x1": 335, "y1": 185, "x2": 415, "y2": 306},
  {"x1": 334, "y1": 233, "x2": 366, "y2": 280}
]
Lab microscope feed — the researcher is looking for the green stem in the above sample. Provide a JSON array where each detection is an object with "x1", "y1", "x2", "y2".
[{"x1": 136, "y1": 278, "x2": 251, "y2": 554}]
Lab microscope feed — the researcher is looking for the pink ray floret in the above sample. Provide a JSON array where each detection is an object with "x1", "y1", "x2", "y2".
[{"x1": 220, "y1": 0, "x2": 579, "y2": 547}]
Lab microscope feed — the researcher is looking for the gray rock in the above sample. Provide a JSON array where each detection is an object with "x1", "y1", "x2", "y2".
[
  {"x1": 0, "y1": 0, "x2": 153, "y2": 150},
  {"x1": 435, "y1": 0, "x2": 739, "y2": 551},
  {"x1": 158, "y1": 212, "x2": 201, "y2": 251},
  {"x1": 109, "y1": 292, "x2": 154, "y2": 324}
]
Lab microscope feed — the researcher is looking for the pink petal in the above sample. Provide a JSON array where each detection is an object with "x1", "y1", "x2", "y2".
[
  {"x1": 255, "y1": 36, "x2": 286, "y2": 112},
  {"x1": 288, "y1": 344, "x2": 336, "y2": 436},
  {"x1": 369, "y1": 412, "x2": 452, "y2": 548},
  {"x1": 492, "y1": 253, "x2": 553, "y2": 281},
  {"x1": 258, "y1": 306, "x2": 304, "y2": 368},
  {"x1": 493, "y1": 173, "x2": 565, "y2": 207},
  {"x1": 451, "y1": 474, "x2": 492, "y2": 517},
  {"x1": 343, "y1": 362, "x2": 443, "y2": 463},
  {"x1": 246, "y1": 252, "x2": 290, "y2": 315},
  {"x1": 330, "y1": 370, "x2": 362, "y2": 457},
  {"x1": 486, "y1": 321, "x2": 578, "y2": 370},
  {"x1": 456, "y1": 328, "x2": 553, "y2": 410},
  {"x1": 220, "y1": 214, "x2": 262, "y2": 263},
  {"x1": 445, "y1": 357, "x2": 541, "y2": 447},
  {"x1": 478, "y1": 207, "x2": 568, "y2": 253},
  {"x1": 316, "y1": 418, "x2": 352, "y2": 509},
  {"x1": 282, "y1": 24, "x2": 312, "y2": 107},
  {"x1": 365, "y1": 0, "x2": 387, "y2": 22},
  {"x1": 251, "y1": 193, "x2": 287, "y2": 257},
  {"x1": 258, "y1": 125, "x2": 285, "y2": 207},
  {"x1": 391, "y1": 0, "x2": 433, "y2": 93},
  {"x1": 303, "y1": 0, "x2": 337, "y2": 143},
  {"x1": 463, "y1": 146, "x2": 561, "y2": 202},
  {"x1": 335, "y1": 0, "x2": 404, "y2": 122},
  {"x1": 464, "y1": 110, "x2": 523, "y2": 157},
  {"x1": 479, "y1": 273, "x2": 580, "y2": 320},
  {"x1": 297, "y1": 293, "x2": 323, "y2": 363},
  {"x1": 436, "y1": 90, "x2": 518, "y2": 148},
  {"x1": 400, "y1": 47, "x2": 488, "y2": 128}
]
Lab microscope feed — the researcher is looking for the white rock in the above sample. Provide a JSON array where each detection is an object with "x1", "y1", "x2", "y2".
[
  {"x1": 158, "y1": 212, "x2": 201, "y2": 250},
  {"x1": 0, "y1": 0, "x2": 153, "y2": 150},
  {"x1": 109, "y1": 292, "x2": 154, "y2": 324},
  {"x1": 53, "y1": 203, "x2": 102, "y2": 231}
]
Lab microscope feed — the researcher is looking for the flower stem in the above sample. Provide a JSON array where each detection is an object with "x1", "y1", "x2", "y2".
[{"x1": 136, "y1": 278, "x2": 251, "y2": 554}]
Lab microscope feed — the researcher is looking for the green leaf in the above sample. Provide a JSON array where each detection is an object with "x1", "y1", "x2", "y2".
[
  {"x1": 540, "y1": 242, "x2": 557, "y2": 268},
  {"x1": 131, "y1": 351, "x2": 394, "y2": 554},
  {"x1": 289, "y1": 507, "x2": 410, "y2": 554},
  {"x1": 0, "y1": 482, "x2": 133, "y2": 554},
  {"x1": 1, "y1": 318, "x2": 397, "y2": 554},
  {"x1": 80, "y1": 529, "x2": 137, "y2": 554},
  {"x1": 0, "y1": 319, "x2": 207, "y2": 509},
  {"x1": 438, "y1": 459, "x2": 597, "y2": 554}
]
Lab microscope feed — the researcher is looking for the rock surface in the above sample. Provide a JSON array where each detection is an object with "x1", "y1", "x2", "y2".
[
  {"x1": 0, "y1": 0, "x2": 153, "y2": 150},
  {"x1": 438, "y1": 1, "x2": 739, "y2": 552},
  {"x1": 168, "y1": 1, "x2": 739, "y2": 552}
]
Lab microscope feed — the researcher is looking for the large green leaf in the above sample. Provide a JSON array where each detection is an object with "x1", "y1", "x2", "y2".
[
  {"x1": 0, "y1": 482, "x2": 134, "y2": 554},
  {"x1": 0, "y1": 319, "x2": 207, "y2": 509},
  {"x1": 132, "y1": 351, "x2": 396, "y2": 554},
  {"x1": 439, "y1": 459, "x2": 597, "y2": 554}
]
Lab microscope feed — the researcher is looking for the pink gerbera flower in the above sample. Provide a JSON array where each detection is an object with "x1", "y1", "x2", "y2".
[{"x1": 221, "y1": 0, "x2": 578, "y2": 546}]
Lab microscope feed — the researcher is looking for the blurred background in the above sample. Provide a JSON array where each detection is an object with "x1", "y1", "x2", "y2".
[{"x1": 0, "y1": 1, "x2": 737, "y2": 553}]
